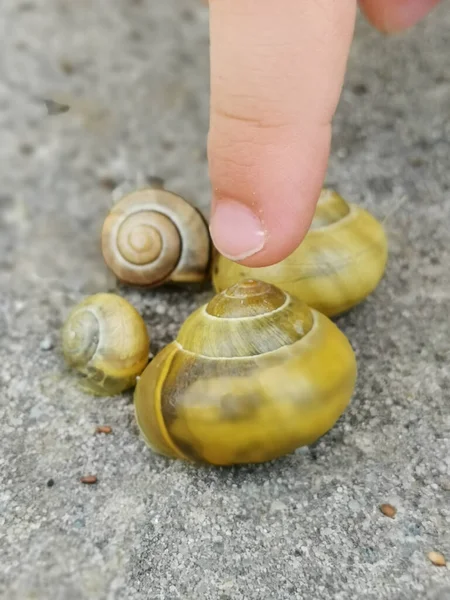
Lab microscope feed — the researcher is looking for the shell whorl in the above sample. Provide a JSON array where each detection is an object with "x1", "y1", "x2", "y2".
[
  {"x1": 102, "y1": 193, "x2": 182, "y2": 286},
  {"x1": 101, "y1": 186, "x2": 211, "y2": 287},
  {"x1": 61, "y1": 307, "x2": 100, "y2": 367},
  {"x1": 176, "y1": 279, "x2": 314, "y2": 358},
  {"x1": 109, "y1": 207, "x2": 181, "y2": 285},
  {"x1": 206, "y1": 279, "x2": 286, "y2": 318},
  {"x1": 62, "y1": 293, "x2": 150, "y2": 396}
]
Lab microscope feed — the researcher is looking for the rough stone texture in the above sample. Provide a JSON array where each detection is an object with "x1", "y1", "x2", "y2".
[{"x1": 1, "y1": 1, "x2": 449, "y2": 599}]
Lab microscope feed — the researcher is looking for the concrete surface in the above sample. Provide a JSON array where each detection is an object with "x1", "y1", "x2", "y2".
[{"x1": 1, "y1": 0, "x2": 449, "y2": 598}]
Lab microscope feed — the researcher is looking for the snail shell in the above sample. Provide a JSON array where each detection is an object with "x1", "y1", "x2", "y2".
[
  {"x1": 212, "y1": 189, "x2": 388, "y2": 317},
  {"x1": 61, "y1": 293, "x2": 150, "y2": 396},
  {"x1": 101, "y1": 179, "x2": 211, "y2": 287},
  {"x1": 134, "y1": 279, "x2": 357, "y2": 466}
]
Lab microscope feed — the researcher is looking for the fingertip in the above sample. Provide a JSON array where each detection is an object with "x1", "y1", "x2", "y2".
[
  {"x1": 207, "y1": 0, "x2": 356, "y2": 267},
  {"x1": 208, "y1": 125, "x2": 331, "y2": 268},
  {"x1": 359, "y1": 0, "x2": 441, "y2": 33}
]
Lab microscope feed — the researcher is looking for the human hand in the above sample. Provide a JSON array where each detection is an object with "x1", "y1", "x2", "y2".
[{"x1": 205, "y1": 0, "x2": 440, "y2": 267}]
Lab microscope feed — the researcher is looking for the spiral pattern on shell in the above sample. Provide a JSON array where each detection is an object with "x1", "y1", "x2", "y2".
[
  {"x1": 134, "y1": 279, "x2": 357, "y2": 466},
  {"x1": 101, "y1": 185, "x2": 211, "y2": 287},
  {"x1": 62, "y1": 293, "x2": 150, "y2": 396}
]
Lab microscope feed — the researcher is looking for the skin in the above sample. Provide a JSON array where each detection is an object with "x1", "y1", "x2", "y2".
[{"x1": 205, "y1": 0, "x2": 441, "y2": 267}]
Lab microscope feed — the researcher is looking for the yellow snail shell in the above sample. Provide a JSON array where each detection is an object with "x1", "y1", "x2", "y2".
[
  {"x1": 101, "y1": 179, "x2": 211, "y2": 287},
  {"x1": 212, "y1": 188, "x2": 388, "y2": 317},
  {"x1": 61, "y1": 293, "x2": 150, "y2": 396},
  {"x1": 134, "y1": 279, "x2": 357, "y2": 466}
]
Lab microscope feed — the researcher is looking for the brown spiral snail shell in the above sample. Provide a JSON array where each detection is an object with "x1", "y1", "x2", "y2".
[{"x1": 101, "y1": 178, "x2": 212, "y2": 288}]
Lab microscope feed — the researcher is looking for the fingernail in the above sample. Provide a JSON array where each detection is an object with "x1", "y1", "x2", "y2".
[{"x1": 209, "y1": 200, "x2": 266, "y2": 261}]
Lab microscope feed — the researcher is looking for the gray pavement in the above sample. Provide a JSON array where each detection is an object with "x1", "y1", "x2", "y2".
[{"x1": 0, "y1": 1, "x2": 449, "y2": 598}]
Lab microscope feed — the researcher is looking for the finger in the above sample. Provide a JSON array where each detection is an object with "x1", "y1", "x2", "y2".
[
  {"x1": 207, "y1": 0, "x2": 357, "y2": 268},
  {"x1": 359, "y1": 0, "x2": 441, "y2": 33}
]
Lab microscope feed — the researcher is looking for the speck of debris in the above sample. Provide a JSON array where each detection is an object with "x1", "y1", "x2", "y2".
[
  {"x1": 99, "y1": 176, "x2": 118, "y2": 191},
  {"x1": 439, "y1": 479, "x2": 450, "y2": 491},
  {"x1": 427, "y1": 551, "x2": 446, "y2": 567},
  {"x1": 294, "y1": 321, "x2": 304, "y2": 335},
  {"x1": 379, "y1": 503, "x2": 397, "y2": 518},
  {"x1": 269, "y1": 500, "x2": 287, "y2": 513},
  {"x1": 155, "y1": 304, "x2": 166, "y2": 315},
  {"x1": 19, "y1": 143, "x2": 34, "y2": 155},
  {"x1": 43, "y1": 98, "x2": 70, "y2": 116},
  {"x1": 46, "y1": 478, "x2": 54, "y2": 487},
  {"x1": 14, "y1": 300, "x2": 26, "y2": 315},
  {"x1": 146, "y1": 175, "x2": 165, "y2": 188},
  {"x1": 95, "y1": 426, "x2": 112, "y2": 434},
  {"x1": 80, "y1": 475, "x2": 97, "y2": 485},
  {"x1": 59, "y1": 59, "x2": 75, "y2": 75},
  {"x1": 352, "y1": 83, "x2": 368, "y2": 96},
  {"x1": 40, "y1": 336, "x2": 54, "y2": 351}
]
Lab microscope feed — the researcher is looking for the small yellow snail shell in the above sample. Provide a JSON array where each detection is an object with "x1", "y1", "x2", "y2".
[
  {"x1": 134, "y1": 279, "x2": 357, "y2": 466},
  {"x1": 61, "y1": 293, "x2": 150, "y2": 396},
  {"x1": 212, "y1": 188, "x2": 388, "y2": 317},
  {"x1": 101, "y1": 179, "x2": 211, "y2": 287}
]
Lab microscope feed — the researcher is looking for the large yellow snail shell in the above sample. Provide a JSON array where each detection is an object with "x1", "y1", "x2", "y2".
[
  {"x1": 101, "y1": 179, "x2": 212, "y2": 287},
  {"x1": 61, "y1": 293, "x2": 150, "y2": 396},
  {"x1": 212, "y1": 189, "x2": 388, "y2": 317},
  {"x1": 134, "y1": 279, "x2": 357, "y2": 466}
]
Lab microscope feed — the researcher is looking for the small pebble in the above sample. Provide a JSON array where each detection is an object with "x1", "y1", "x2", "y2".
[
  {"x1": 95, "y1": 426, "x2": 112, "y2": 434},
  {"x1": 98, "y1": 176, "x2": 117, "y2": 191},
  {"x1": 352, "y1": 83, "x2": 368, "y2": 96},
  {"x1": 269, "y1": 500, "x2": 287, "y2": 513},
  {"x1": 59, "y1": 59, "x2": 75, "y2": 75},
  {"x1": 14, "y1": 300, "x2": 26, "y2": 315},
  {"x1": 80, "y1": 475, "x2": 97, "y2": 485},
  {"x1": 19, "y1": 143, "x2": 34, "y2": 155},
  {"x1": 428, "y1": 552, "x2": 447, "y2": 567},
  {"x1": 40, "y1": 336, "x2": 54, "y2": 351},
  {"x1": 47, "y1": 478, "x2": 55, "y2": 487},
  {"x1": 379, "y1": 503, "x2": 397, "y2": 519},
  {"x1": 348, "y1": 499, "x2": 361, "y2": 512},
  {"x1": 43, "y1": 98, "x2": 70, "y2": 116}
]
